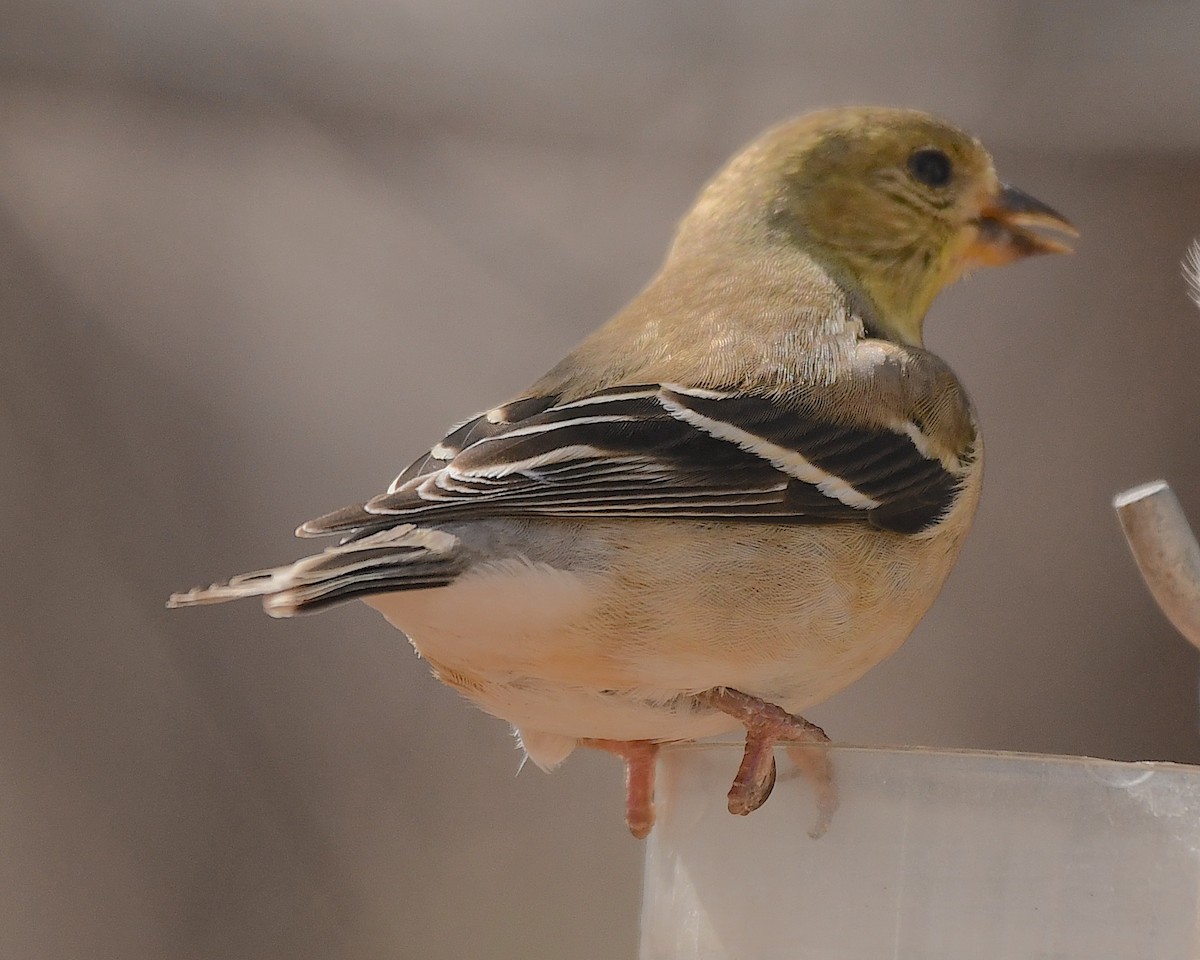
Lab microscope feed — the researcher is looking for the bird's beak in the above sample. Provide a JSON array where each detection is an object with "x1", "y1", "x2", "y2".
[{"x1": 965, "y1": 183, "x2": 1078, "y2": 267}]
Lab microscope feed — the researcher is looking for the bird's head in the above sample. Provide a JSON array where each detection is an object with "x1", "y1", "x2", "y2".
[{"x1": 672, "y1": 106, "x2": 1076, "y2": 347}]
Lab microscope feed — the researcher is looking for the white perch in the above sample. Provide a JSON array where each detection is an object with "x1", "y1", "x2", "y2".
[
  {"x1": 641, "y1": 744, "x2": 1200, "y2": 959},
  {"x1": 1113, "y1": 480, "x2": 1200, "y2": 651}
]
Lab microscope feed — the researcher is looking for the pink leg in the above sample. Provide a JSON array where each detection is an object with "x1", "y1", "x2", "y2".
[
  {"x1": 581, "y1": 739, "x2": 660, "y2": 839},
  {"x1": 694, "y1": 687, "x2": 834, "y2": 832}
]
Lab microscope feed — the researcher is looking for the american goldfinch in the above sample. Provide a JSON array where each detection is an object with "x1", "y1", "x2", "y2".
[{"x1": 171, "y1": 107, "x2": 1075, "y2": 838}]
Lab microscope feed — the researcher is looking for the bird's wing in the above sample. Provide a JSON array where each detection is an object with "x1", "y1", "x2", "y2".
[{"x1": 300, "y1": 380, "x2": 974, "y2": 539}]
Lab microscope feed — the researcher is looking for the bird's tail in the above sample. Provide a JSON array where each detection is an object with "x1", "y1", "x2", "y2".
[{"x1": 167, "y1": 524, "x2": 463, "y2": 617}]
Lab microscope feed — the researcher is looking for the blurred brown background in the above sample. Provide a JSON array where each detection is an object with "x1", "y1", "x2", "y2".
[{"x1": 2, "y1": 2, "x2": 1199, "y2": 958}]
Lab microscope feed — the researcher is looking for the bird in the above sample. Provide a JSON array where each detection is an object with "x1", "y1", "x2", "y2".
[{"x1": 170, "y1": 106, "x2": 1075, "y2": 838}]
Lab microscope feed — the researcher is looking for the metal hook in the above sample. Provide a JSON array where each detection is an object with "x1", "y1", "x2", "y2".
[{"x1": 1113, "y1": 480, "x2": 1200, "y2": 651}]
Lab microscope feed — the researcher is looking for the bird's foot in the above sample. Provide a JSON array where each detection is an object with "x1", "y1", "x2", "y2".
[
  {"x1": 580, "y1": 738, "x2": 660, "y2": 839},
  {"x1": 782, "y1": 743, "x2": 838, "y2": 838},
  {"x1": 694, "y1": 687, "x2": 836, "y2": 835}
]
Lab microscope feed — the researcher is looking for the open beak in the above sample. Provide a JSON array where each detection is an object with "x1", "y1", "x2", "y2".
[{"x1": 965, "y1": 183, "x2": 1078, "y2": 267}]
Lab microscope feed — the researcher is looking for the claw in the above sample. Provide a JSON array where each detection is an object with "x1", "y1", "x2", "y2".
[
  {"x1": 785, "y1": 744, "x2": 838, "y2": 839},
  {"x1": 730, "y1": 750, "x2": 776, "y2": 816},
  {"x1": 694, "y1": 687, "x2": 837, "y2": 834}
]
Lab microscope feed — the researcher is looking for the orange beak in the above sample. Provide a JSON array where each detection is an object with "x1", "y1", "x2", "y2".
[{"x1": 965, "y1": 183, "x2": 1078, "y2": 267}]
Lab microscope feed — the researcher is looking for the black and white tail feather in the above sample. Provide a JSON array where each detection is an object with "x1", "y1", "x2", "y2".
[
  {"x1": 168, "y1": 525, "x2": 464, "y2": 616},
  {"x1": 169, "y1": 381, "x2": 974, "y2": 616}
]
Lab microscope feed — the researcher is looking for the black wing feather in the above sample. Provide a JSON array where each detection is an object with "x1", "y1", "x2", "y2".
[{"x1": 301, "y1": 384, "x2": 971, "y2": 538}]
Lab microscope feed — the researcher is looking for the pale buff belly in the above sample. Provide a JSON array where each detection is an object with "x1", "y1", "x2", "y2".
[{"x1": 363, "y1": 505, "x2": 974, "y2": 754}]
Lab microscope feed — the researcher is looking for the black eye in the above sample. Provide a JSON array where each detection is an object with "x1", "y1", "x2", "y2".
[{"x1": 907, "y1": 149, "x2": 953, "y2": 188}]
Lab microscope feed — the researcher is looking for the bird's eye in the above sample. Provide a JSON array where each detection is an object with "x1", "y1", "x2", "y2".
[{"x1": 907, "y1": 149, "x2": 953, "y2": 188}]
